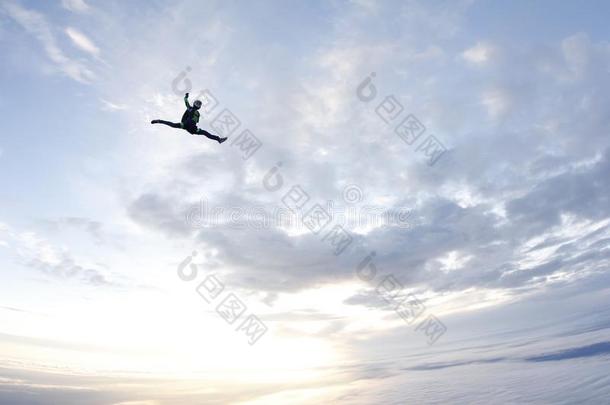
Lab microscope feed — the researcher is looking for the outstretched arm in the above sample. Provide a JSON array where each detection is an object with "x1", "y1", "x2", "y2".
[{"x1": 184, "y1": 93, "x2": 191, "y2": 108}]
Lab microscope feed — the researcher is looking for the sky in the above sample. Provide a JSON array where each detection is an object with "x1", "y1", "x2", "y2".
[{"x1": 1, "y1": 0, "x2": 610, "y2": 403}]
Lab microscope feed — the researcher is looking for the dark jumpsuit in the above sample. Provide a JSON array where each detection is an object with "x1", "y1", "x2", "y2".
[{"x1": 154, "y1": 95, "x2": 222, "y2": 142}]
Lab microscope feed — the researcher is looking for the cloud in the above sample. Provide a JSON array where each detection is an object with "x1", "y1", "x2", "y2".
[
  {"x1": 525, "y1": 341, "x2": 610, "y2": 362},
  {"x1": 480, "y1": 87, "x2": 512, "y2": 119},
  {"x1": 121, "y1": 1, "x2": 610, "y2": 323},
  {"x1": 17, "y1": 233, "x2": 113, "y2": 286},
  {"x1": 1, "y1": 1, "x2": 94, "y2": 83},
  {"x1": 127, "y1": 193, "x2": 193, "y2": 238},
  {"x1": 0, "y1": 222, "x2": 117, "y2": 286},
  {"x1": 126, "y1": 144, "x2": 610, "y2": 306},
  {"x1": 100, "y1": 98, "x2": 127, "y2": 111},
  {"x1": 2, "y1": 1, "x2": 610, "y2": 402},
  {"x1": 65, "y1": 27, "x2": 100, "y2": 57},
  {"x1": 61, "y1": 0, "x2": 90, "y2": 13},
  {"x1": 462, "y1": 41, "x2": 495, "y2": 64},
  {"x1": 4, "y1": 0, "x2": 610, "y2": 386}
]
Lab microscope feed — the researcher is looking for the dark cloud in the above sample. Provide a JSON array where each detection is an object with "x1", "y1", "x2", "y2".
[
  {"x1": 127, "y1": 192, "x2": 193, "y2": 238},
  {"x1": 126, "y1": 148, "x2": 610, "y2": 299},
  {"x1": 506, "y1": 149, "x2": 610, "y2": 236},
  {"x1": 525, "y1": 341, "x2": 610, "y2": 362}
]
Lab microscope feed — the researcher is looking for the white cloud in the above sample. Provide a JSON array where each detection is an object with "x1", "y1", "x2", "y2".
[
  {"x1": 1, "y1": 2, "x2": 94, "y2": 83},
  {"x1": 480, "y1": 87, "x2": 511, "y2": 119},
  {"x1": 15, "y1": 231, "x2": 110, "y2": 285},
  {"x1": 438, "y1": 250, "x2": 474, "y2": 272},
  {"x1": 100, "y1": 98, "x2": 127, "y2": 111},
  {"x1": 61, "y1": 0, "x2": 90, "y2": 13},
  {"x1": 462, "y1": 41, "x2": 495, "y2": 64},
  {"x1": 0, "y1": 222, "x2": 115, "y2": 286},
  {"x1": 65, "y1": 27, "x2": 100, "y2": 57}
]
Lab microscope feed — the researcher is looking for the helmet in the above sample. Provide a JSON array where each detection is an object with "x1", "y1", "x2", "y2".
[{"x1": 193, "y1": 100, "x2": 202, "y2": 109}]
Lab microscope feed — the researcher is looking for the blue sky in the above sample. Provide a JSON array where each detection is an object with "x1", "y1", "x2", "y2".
[{"x1": 1, "y1": 0, "x2": 610, "y2": 403}]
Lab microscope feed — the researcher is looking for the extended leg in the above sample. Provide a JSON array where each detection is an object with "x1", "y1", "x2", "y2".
[
  {"x1": 195, "y1": 128, "x2": 227, "y2": 143},
  {"x1": 151, "y1": 119, "x2": 182, "y2": 129}
]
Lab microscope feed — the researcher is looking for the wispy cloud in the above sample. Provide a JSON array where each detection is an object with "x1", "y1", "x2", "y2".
[
  {"x1": 100, "y1": 98, "x2": 128, "y2": 111},
  {"x1": 61, "y1": 0, "x2": 90, "y2": 14},
  {"x1": 17, "y1": 233, "x2": 113, "y2": 286},
  {"x1": 1, "y1": 222, "x2": 115, "y2": 286},
  {"x1": 462, "y1": 41, "x2": 496, "y2": 64},
  {"x1": 1, "y1": 1, "x2": 94, "y2": 83},
  {"x1": 65, "y1": 27, "x2": 100, "y2": 57}
]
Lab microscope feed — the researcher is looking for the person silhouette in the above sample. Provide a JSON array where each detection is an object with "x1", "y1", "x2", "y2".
[{"x1": 151, "y1": 93, "x2": 227, "y2": 144}]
